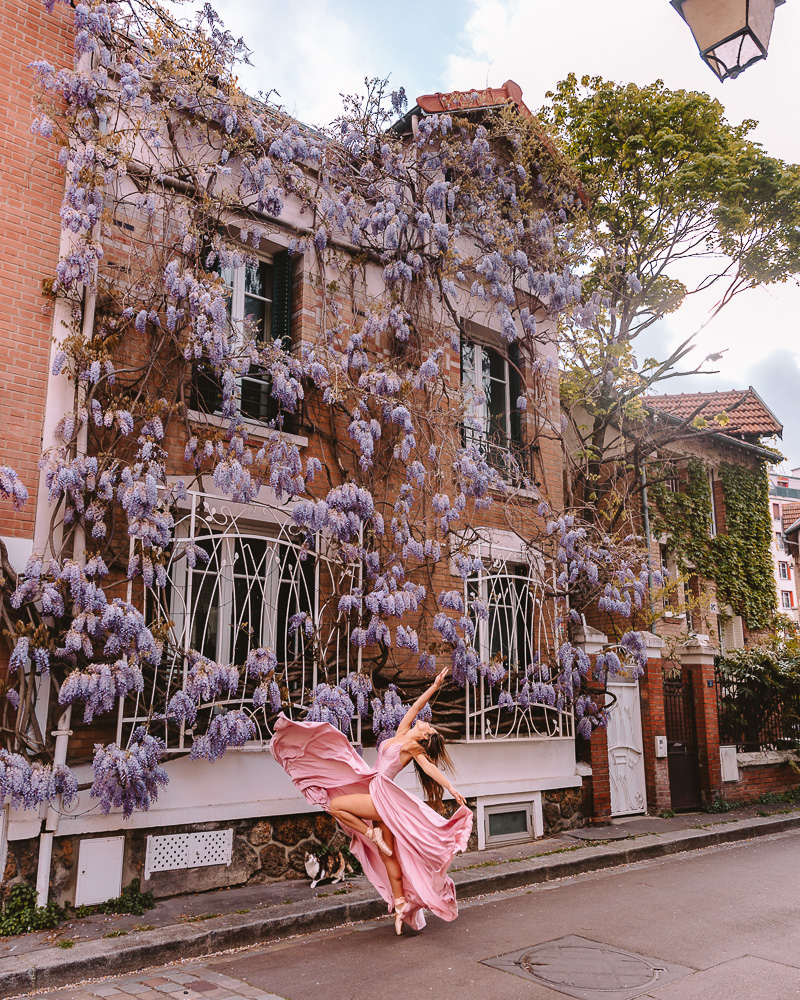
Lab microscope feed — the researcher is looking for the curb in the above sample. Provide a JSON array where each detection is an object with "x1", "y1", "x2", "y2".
[{"x1": 3, "y1": 811, "x2": 799, "y2": 997}]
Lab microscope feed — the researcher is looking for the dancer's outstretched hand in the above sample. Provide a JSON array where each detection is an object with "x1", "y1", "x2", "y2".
[
  {"x1": 450, "y1": 787, "x2": 466, "y2": 807},
  {"x1": 432, "y1": 666, "x2": 450, "y2": 691}
]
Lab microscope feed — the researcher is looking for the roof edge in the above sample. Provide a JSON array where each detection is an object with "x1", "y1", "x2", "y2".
[{"x1": 642, "y1": 402, "x2": 784, "y2": 463}]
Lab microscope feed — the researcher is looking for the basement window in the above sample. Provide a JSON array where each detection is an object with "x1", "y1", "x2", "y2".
[{"x1": 484, "y1": 801, "x2": 533, "y2": 847}]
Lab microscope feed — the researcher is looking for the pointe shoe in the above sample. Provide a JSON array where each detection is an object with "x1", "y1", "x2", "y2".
[
  {"x1": 366, "y1": 825, "x2": 392, "y2": 857},
  {"x1": 394, "y1": 896, "x2": 407, "y2": 935}
]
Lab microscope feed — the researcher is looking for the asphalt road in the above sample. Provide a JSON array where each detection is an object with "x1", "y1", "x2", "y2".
[{"x1": 37, "y1": 830, "x2": 800, "y2": 1000}]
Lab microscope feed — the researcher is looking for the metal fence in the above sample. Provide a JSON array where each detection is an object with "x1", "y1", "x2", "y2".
[
  {"x1": 119, "y1": 488, "x2": 360, "y2": 750},
  {"x1": 715, "y1": 665, "x2": 800, "y2": 753}
]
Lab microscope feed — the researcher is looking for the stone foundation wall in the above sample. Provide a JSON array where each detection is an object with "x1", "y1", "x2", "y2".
[
  {"x1": 2, "y1": 810, "x2": 343, "y2": 907},
  {"x1": 3, "y1": 784, "x2": 590, "y2": 906},
  {"x1": 542, "y1": 784, "x2": 591, "y2": 834}
]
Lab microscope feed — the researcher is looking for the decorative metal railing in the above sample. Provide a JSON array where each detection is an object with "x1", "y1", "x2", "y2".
[
  {"x1": 462, "y1": 427, "x2": 539, "y2": 491},
  {"x1": 463, "y1": 554, "x2": 573, "y2": 742},
  {"x1": 715, "y1": 664, "x2": 800, "y2": 753},
  {"x1": 118, "y1": 488, "x2": 359, "y2": 750},
  {"x1": 117, "y1": 489, "x2": 571, "y2": 750}
]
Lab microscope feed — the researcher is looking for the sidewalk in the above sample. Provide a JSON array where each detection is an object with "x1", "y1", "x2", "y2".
[{"x1": 3, "y1": 801, "x2": 800, "y2": 997}]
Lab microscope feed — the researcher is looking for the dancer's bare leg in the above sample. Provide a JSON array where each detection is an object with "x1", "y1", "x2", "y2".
[
  {"x1": 329, "y1": 793, "x2": 382, "y2": 836},
  {"x1": 376, "y1": 822, "x2": 404, "y2": 901}
]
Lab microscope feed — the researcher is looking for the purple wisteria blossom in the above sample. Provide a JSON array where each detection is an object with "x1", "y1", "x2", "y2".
[
  {"x1": 189, "y1": 710, "x2": 256, "y2": 761},
  {"x1": 306, "y1": 683, "x2": 356, "y2": 732},
  {"x1": 0, "y1": 467, "x2": 28, "y2": 509},
  {"x1": 0, "y1": 750, "x2": 77, "y2": 810},
  {"x1": 90, "y1": 728, "x2": 169, "y2": 819},
  {"x1": 7, "y1": 0, "x2": 664, "y2": 822}
]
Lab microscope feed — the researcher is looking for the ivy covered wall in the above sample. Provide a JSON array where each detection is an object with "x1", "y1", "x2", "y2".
[
  {"x1": 714, "y1": 462, "x2": 777, "y2": 629},
  {"x1": 649, "y1": 458, "x2": 777, "y2": 630}
]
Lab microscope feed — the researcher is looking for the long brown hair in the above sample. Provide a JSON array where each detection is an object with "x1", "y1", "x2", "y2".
[{"x1": 413, "y1": 731, "x2": 455, "y2": 813}]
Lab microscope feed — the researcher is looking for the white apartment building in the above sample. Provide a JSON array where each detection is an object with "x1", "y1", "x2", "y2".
[{"x1": 768, "y1": 468, "x2": 800, "y2": 623}]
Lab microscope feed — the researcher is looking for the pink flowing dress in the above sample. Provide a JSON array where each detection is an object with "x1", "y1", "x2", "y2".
[{"x1": 270, "y1": 714, "x2": 473, "y2": 930}]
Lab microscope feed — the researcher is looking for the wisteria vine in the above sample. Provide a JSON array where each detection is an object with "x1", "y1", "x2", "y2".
[{"x1": 0, "y1": 0, "x2": 653, "y2": 817}]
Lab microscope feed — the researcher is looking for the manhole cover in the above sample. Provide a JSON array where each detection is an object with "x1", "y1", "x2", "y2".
[{"x1": 482, "y1": 935, "x2": 694, "y2": 1000}]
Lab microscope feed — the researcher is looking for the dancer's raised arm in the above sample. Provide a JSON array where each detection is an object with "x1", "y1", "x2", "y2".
[
  {"x1": 408, "y1": 744, "x2": 466, "y2": 806},
  {"x1": 395, "y1": 666, "x2": 449, "y2": 737}
]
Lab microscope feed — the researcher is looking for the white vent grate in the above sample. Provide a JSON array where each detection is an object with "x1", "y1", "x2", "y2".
[
  {"x1": 189, "y1": 829, "x2": 233, "y2": 867},
  {"x1": 145, "y1": 829, "x2": 233, "y2": 879}
]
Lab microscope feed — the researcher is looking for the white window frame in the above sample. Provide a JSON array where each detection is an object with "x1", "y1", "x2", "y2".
[
  {"x1": 477, "y1": 792, "x2": 544, "y2": 849},
  {"x1": 660, "y1": 546, "x2": 686, "y2": 619},
  {"x1": 708, "y1": 469, "x2": 718, "y2": 537},
  {"x1": 461, "y1": 339, "x2": 514, "y2": 447},
  {"x1": 779, "y1": 562, "x2": 790, "y2": 580},
  {"x1": 776, "y1": 532, "x2": 785, "y2": 552},
  {"x1": 222, "y1": 257, "x2": 275, "y2": 341},
  {"x1": 781, "y1": 590, "x2": 793, "y2": 609},
  {"x1": 169, "y1": 527, "x2": 286, "y2": 668},
  {"x1": 223, "y1": 258, "x2": 276, "y2": 419}
]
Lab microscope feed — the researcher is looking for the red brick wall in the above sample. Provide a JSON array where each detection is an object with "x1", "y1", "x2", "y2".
[
  {"x1": 0, "y1": 0, "x2": 73, "y2": 540},
  {"x1": 720, "y1": 760, "x2": 800, "y2": 804},
  {"x1": 685, "y1": 658, "x2": 722, "y2": 802},
  {"x1": 638, "y1": 656, "x2": 671, "y2": 813}
]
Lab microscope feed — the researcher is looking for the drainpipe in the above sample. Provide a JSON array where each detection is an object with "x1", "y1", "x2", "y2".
[
  {"x1": 641, "y1": 461, "x2": 656, "y2": 626},
  {"x1": 35, "y1": 286, "x2": 94, "y2": 907}
]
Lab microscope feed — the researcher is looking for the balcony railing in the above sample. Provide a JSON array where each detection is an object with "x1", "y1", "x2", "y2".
[
  {"x1": 464, "y1": 556, "x2": 573, "y2": 742},
  {"x1": 463, "y1": 429, "x2": 539, "y2": 490}
]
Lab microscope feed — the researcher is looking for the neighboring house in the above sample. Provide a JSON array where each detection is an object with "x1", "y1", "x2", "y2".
[
  {"x1": 575, "y1": 388, "x2": 795, "y2": 824},
  {"x1": 769, "y1": 469, "x2": 800, "y2": 623},
  {"x1": 642, "y1": 388, "x2": 782, "y2": 652},
  {"x1": 0, "y1": 2, "x2": 591, "y2": 908}
]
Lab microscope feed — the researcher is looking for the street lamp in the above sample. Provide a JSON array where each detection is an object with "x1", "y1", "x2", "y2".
[{"x1": 671, "y1": 0, "x2": 785, "y2": 81}]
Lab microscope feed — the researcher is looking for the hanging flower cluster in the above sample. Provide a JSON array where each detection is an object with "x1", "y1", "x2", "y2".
[
  {"x1": 0, "y1": 751, "x2": 77, "y2": 810},
  {"x1": 305, "y1": 683, "x2": 356, "y2": 732},
  {"x1": 89, "y1": 728, "x2": 169, "y2": 819},
  {"x1": 189, "y1": 710, "x2": 256, "y2": 761}
]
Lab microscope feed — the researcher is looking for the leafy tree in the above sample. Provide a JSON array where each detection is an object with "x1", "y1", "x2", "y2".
[{"x1": 537, "y1": 74, "x2": 800, "y2": 520}]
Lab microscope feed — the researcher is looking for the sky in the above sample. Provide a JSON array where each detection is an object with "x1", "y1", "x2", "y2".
[{"x1": 206, "y1": 0, "x2": 800, "y2": 468}]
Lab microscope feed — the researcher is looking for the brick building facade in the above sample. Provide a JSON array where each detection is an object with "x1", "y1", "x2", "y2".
[
  {"x1": 1, "y1": 2, "x2": 797, "y2": 912},
  {"x1": 0, "y1": 5, "x2": 593, "y2": 908}
]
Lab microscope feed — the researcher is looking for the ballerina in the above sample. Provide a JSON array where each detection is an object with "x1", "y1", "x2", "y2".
[{"x1": 271, "y1": 667, "x2": 473, "y2": 934}]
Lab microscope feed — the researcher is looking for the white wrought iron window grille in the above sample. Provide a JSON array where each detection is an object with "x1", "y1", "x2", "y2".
[
  {"x1": 119, "y1": 489, "x2": 362, "y2": 751},
  {"x1": 463, "y1": 556, "x2": 572, "y2": 742}
]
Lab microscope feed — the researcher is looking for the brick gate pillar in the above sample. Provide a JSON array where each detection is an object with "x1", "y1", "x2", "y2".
[
  {"x1": 575, "y1": 626, "x2": 610, "y2": 824},
  {"x1": 678, "y1": 636, "x2": 722, "y2": 804},
  {"x1": 637, "y1": 631, "x2": 670, "y2": 814}
]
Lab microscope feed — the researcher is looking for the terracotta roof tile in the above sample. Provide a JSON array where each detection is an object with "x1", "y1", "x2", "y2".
[
  {"x1": 412, "y1": 80, "x2": 590, "y2": 208},
  {"x1": 416, "y1": 80, "x2": 529, "y2": 117},
  {"x1": 645, "y1": 388, "x2": 782, "y2": 438},
  {"x1": 783, "y1": 503, "x2": 800, "y2": 534}
]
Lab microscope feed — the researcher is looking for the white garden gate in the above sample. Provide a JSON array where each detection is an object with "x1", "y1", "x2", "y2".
[{"x1": 607, "y1": 679, "x2": 647, "y2": 816}]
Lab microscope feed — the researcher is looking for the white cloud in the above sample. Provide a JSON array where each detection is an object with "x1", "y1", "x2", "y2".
[{"x1": 214, "y1": 0, "x2": 361, "y2": 126}]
